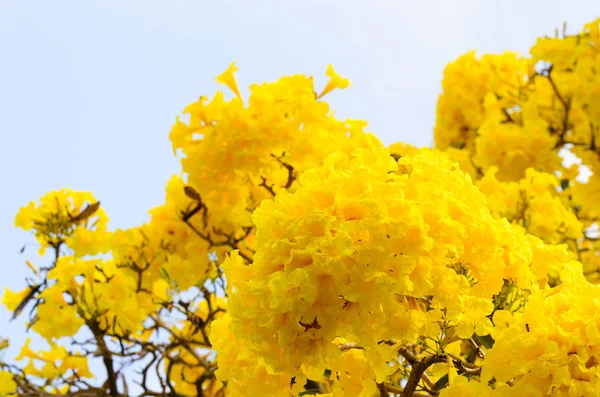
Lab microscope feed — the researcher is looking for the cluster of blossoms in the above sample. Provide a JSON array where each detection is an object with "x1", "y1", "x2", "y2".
[
  {"x1": 0, "y1": 62, "x2": 379, "y2": 396},
  {"x1": 434, "y1": 18, "x2": 600, "y2": 282},
  {"x1": 216, "y1": 146, "x2": 580, "y2": 395},
  {"x1": 1, "y1": 16, "x2": 600, "y2": 397}
]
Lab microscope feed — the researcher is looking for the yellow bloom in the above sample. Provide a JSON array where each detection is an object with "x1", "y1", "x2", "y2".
[
  {"x1": 0, "y1": 371, "x2": 16, "y2": 396},
  {"x1": 216, "y1": 62, "x2": 242, "y2": 99},
  {"x1": 2, "y1": 286, "x2": 30, "y2": 312},
  {"x1": 317, "y1": 64, "x2": 350, "y2": 98},
  {"x1": 61, "y1": 355, "x2": 94, "y2": 378},
  {"x1": 439, "y1": 376, "x2": 492, "y2": 397},
  {"x1": 15, "y1": 338, "x2": 41, "y2": 361},
  {"x1": 14, "y1": 201, "x2": 36, "y2": 230},
  {"x1": 9, "y1": 19, "x2": 600, "y2": 393}
]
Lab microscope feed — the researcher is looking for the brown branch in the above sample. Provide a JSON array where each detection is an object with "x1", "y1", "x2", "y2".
[
  {"x1": 545, "y1": 67, "x2": 571, "y2": 149},
  {"x1": 180, "y1": 202, "x2": 253, "y2": 263},
  {"x1": 447, "y1": 353, "x2": 482, "y2": 375},
  {"x1": 545, "y1": 66, "x2": 568, "y2": 110},
  {"x1": 259, "y1": 176, "x2": 276, "y2": 196},
  {"x1": 398, "y1": 346, "x2": 449, "y2": 397},
  {"x1": 468, "y1": 338, "x2": 485, "y2": 359},
  {"x1": 88, "y1": 320, "x2": 119, "y2": 396},
  {"x1": 182, "y1": 202, "x2": 203, "y2": 223},
  {"x1": 151, "y1": 316, "x2": 214, "y2": 373},
  {"x1": 421, "y1": 373, "x2": 436, "y2": 390},
  {"x1": 270, "y1": 153, "x2": 296, "y2": 189},
  {"x1": 401, "y1": 353, "x2": 447, "y2": 397},
  {"x1": 377, "y1": 382, "x2": 388, "y2": 397},
  {"x1": 338, "y1": 343, "x2": 365, "y2": 352}
]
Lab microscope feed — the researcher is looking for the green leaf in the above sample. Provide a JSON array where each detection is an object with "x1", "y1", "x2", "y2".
[
  {"x1": 298, "y1": 390, "x2": 321, "y2": 396},
  {"x1": 432, "y1": 374, "x2": 449, "y2": 392},
  {"x1": 160, "y1": 267, "x2": 171, "y2": 282},
  {"x1": 476, "y1": 334, "x2": 495, "y2": 349},
  {"x1": 560, "y1": 179, "x2": 570, "y2": 190}
]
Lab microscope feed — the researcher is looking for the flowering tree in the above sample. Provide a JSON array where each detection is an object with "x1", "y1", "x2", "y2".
[{"x1": 2, "y1": 17, "x2": 600, "y2": 397}]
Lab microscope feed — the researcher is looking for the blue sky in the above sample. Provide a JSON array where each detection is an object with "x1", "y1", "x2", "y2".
[{"x1": 0, "y1": 0, "x2": 598, "y2": 380}]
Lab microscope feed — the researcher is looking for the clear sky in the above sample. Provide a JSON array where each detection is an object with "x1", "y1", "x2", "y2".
[{"x1": 0, "y1": 0, "x2": 598, "y2": 377}]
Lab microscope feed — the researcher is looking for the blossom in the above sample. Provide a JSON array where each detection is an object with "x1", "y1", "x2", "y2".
[
  {"x1": 215, "y1": 62, "x2": 242, "y2": 99},
  {"x1": 317, "y1": 64, "x2": 351, "y2": 98}
]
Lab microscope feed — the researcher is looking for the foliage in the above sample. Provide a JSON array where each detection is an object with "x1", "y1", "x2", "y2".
[{"x1": 2, "y1": 17, "x2": 600, "y2": 397}]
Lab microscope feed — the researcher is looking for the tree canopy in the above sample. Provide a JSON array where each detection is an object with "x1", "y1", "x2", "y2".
[{"x1": 2, "y1": 17, "x2": 600, "y2": 397}]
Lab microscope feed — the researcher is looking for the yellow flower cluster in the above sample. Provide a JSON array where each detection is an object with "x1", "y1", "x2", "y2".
[
  {"x1": 146, "y1": 175, "x2": 223, "y2": 290},
  {"x1": 434, "y1": 51, "x2": 530, "y2": 153},
  {"x1": 478, "y1": 167, "x2": 582, "y2": 245},
  {"x1": 169, "y1": 63, "x2": 379, "y2": 240},
  {"x1": 570, "y1": 149, "x2": 600, "y2": 222},
  {"x1": 14, "y1": 189, "x2": 108, "y2": 256},
  {"x1": 440, "y1": 275, "x2": 600, "y2": 396},
  {"x1": 434, "y1": 18, "x2": 600, "y2": 282},
  {"x1": 164, "y1": 295, "x2": 227, "y2": 395},
  {"x1": 2, "y1": 64, "x2": 388, "y2": 395},
  {"x1": 210, "y1": 314, "x2": 294, "y2": 397},
  {"x1": 218, "y1": 147, "x2": 575, "y2": 394},
  {"x1": 6, "y1": 188, "x2": 171, "y2": 341},
  {"x1": 15, "y1": 338, "x2": 93, "y2": 383},
  {"x1": 389, "y1": 142, "x2": 478, "y2": 179},
  {"x1": 435, "y1": 18, "x2": 600, "y2": 180},
  {"x1": 5, "y1": 18, "x2": 600, "y2": 395}
]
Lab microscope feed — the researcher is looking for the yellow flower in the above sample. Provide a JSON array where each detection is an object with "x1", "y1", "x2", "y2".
[
  {"x1": 216, "y1": 62, "x2": 242, "y2": 99},
  {"x1": 317, "y1": 64, "x2": 350, "y2": 98},
  {"x1": 14, "y1": 201, "x2": 36, "y2": 230},
  {"x1": 61, "y1": 355, "x2": 94, "y2": 378},
  {"x1": 439, "y1": 375, "x2": 492, "y2": 397},
  {"x1": 15, "y1": 338, "x2": 41, "y2": 361},
  {"x1": 10, "y1": 20, "x2": 600, "y2": 393},
  {"x1": 2, "y1": 286, "x2": 31, "y2": 312},
  {"x1": 0, "y1": 371, "x2": 17, "y2": 396}
]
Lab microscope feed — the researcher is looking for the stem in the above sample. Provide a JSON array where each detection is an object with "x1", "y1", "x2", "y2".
[
  {"x1": 377, "y1": 382, "x2": 388, "y2": 397},
  {"x1": 399, "y1": 347, "x2": 447, "y2": 397},
  {"x1": 88, "y1": 320, "x2": 118, "y2": 396}
]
